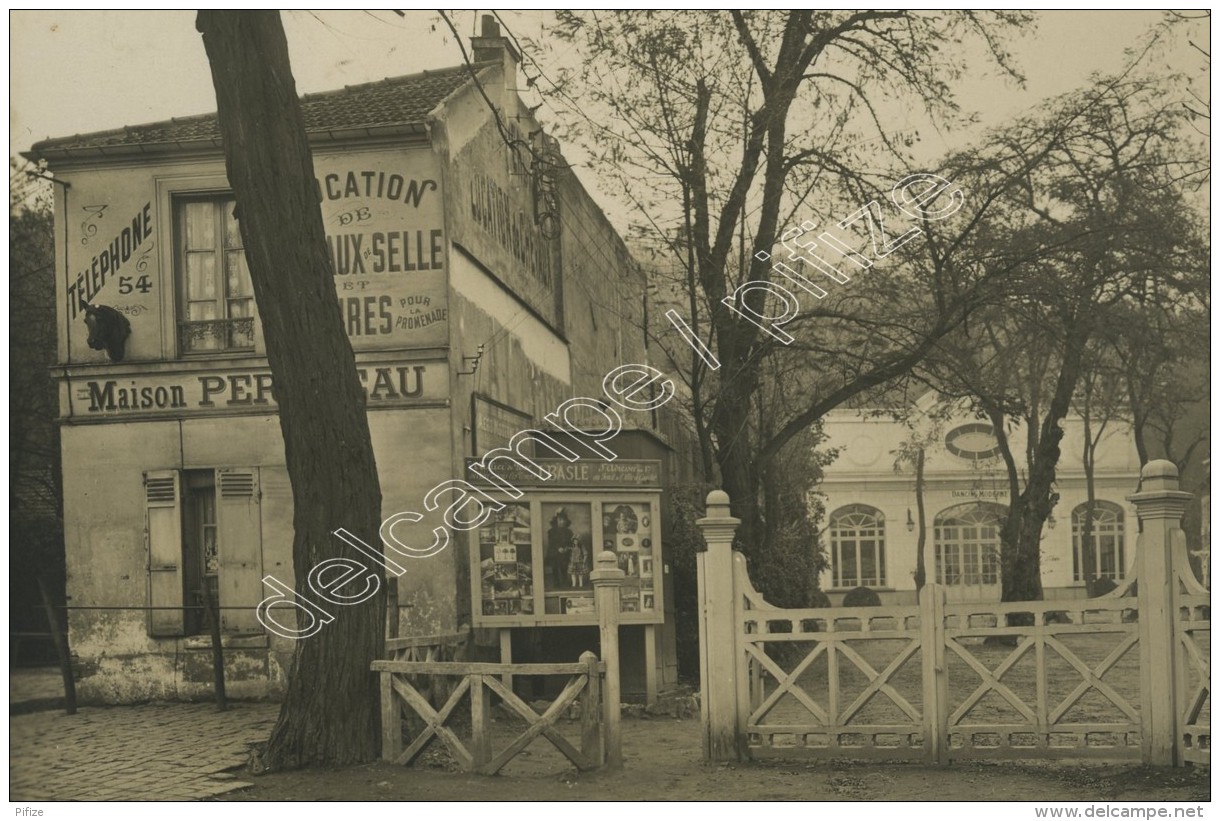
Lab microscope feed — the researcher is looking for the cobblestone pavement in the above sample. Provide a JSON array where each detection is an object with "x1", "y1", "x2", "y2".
[{"x1": 10, "y1": 701, "x2": 280, "y2": 801}]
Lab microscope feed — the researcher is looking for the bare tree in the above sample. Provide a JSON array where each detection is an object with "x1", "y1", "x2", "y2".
[
  {"x1": 541, "y1": 10, "x2": 1032, "y2": 595},
  {"x1": 891, "y1": 407, "x2": 951, "y2": 594},
  {"x1": 1071, "y1": 343, "x2": 1126, "y2": 595},
  {"x1": 924, "y1": 74, "x2": 1207, "y2": 605}
]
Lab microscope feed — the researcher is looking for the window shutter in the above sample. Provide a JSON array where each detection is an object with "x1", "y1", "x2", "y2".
[
  {"x1": 145, "y1": 469, "x2": 184, "y2": 637},
  {"x1": 215, "y1": 468, "x2": 263, "y2": 633}
]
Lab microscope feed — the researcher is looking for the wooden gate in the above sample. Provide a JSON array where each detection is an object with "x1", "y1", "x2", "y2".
[
  {"x1": 1174, "y1": 530, "x2": 1211, "y2": 765},
  {"x1": 697, "y1": 461, "x2": 1210, "y2": 766},
  {"x1": 937, "y1": 596, "x2": 1141, "y2": 761},
  {"x1": 737, "y1": 569, "x2": 926, "y2": 760}
]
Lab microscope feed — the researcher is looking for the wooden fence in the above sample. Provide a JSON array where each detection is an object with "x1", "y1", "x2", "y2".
[
  {"x1": 698, "y1": 460, "x2": 1210, "y2": 767},
  {"x1": 374, "y1": 551, "x2": 626, "y2": 774},
  {"x1": 373, "y1": 654, "x2": 607, "y2": 774}
]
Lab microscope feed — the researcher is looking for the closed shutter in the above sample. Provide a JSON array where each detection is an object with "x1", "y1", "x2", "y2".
[
  {"x1": 145, "y1": 469, "x2": 184, "y2": 637},
  {"x1": 216, "y1": 468, "x2": 263, "y2": 633}
]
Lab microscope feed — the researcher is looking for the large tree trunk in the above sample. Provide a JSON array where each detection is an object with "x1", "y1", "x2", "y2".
[
  {"x1": 197, "y1": 11, "x2": 386, "y2": 769},
  {"x1": 1000, "y1": 329, "x2": 1088, "y2": 609},
  {"x1": 717, "y1": 427, "x2": 763, "y2": 557}
]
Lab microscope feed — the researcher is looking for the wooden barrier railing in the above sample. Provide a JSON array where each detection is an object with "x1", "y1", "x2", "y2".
[
  {"x1": 381, "y1": 627, "x2": 471, "y2": 739},
  {"x1": 372, "y1": 652, "x2": 609, "y2": 774},
  {"x1": 384, "y1": 630, "x2": 470, "y2": 661},
  {"x1": 696, "y1": 461, "x2": 1210, "y2": 767},
  {"x1": 377, "y1": 551, "x2": 623, "y2": 773}
]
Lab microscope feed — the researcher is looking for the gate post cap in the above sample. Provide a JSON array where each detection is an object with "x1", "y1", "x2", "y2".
[
  {"x1": 697, "y1": 489, "x2": 740, "y2": 532},
  {"x1": 1141, "y1": 459, "x2": 1179, "y2": 490},
  {"x1": 590, "y1": 550, "x2": 625, "y2": 584}
]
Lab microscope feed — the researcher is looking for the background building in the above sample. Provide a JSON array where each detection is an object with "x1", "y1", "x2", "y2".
[{"x1": 816, "y1": 398, "x2": 1143, "y2": 604}]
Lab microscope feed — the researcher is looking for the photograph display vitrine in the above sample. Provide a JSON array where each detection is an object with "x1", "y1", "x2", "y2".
[{"x1": 473, "y1": 495, "x2": 662, "y2": 625}]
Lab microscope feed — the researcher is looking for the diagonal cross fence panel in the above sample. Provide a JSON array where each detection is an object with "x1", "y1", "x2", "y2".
[
  {"x1": 695, "y1": 463, "x2": 1210, "y2": 767},
  {"x1": 371, "y1": 653, "x2": 609, "y2": 774},
  {"x1": 939, "y1": 599, "x2": 1142, "y2": 760},
  {"x1": 738, "y1": 589, "x2": 928, "y2": 761}
]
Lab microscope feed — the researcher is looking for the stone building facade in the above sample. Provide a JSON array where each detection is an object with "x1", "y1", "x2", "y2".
[{"x1": 29, "y1": 21, "x2": 679, "y2": 702}]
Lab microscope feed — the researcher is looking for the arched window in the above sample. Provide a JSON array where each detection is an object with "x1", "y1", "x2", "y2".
[
  {"x1": 933, "y1": 503, "x2": 1005, "y2": 586},
  {"x1": 1072, "y1": 501, "x2": 1126, "y2": 582},
  {"x1": 828, "y1": 505, "x2": 886, "y2": 588}
]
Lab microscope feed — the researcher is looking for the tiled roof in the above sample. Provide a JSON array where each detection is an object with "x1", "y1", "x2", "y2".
[{"x1": 30, "y1": 62, "x2": 488, "y2": 156}]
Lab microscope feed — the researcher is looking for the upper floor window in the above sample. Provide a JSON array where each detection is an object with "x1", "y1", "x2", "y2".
[
  {"x1": 944, "y1": 423, "x2": 1003, "y2": 461},
  {"x1": 1072, "y1": 501, "x2": 1126, "y2": 582},
  {"x1": 175, "y1": 197, "x2": 254, "y2": 354},
  {"x1": 828, "y1": 504, "x2": 886, "y2": 588}
]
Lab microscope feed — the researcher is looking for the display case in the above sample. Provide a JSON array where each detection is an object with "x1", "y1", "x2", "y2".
[
  {"x1": 466, "y1": 460, "x2": 664, "y2": 627},
  {"x1": 477, "y1": 503, "x2": 534, "y2": 617}
]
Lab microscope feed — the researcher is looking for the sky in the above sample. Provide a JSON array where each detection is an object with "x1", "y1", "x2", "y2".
[{"x1": 8, "y1": 10, "x2": 1209, "y2": 227}]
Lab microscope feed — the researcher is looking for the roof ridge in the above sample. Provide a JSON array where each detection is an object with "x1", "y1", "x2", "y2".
[
  {"x1": 31, "y1": 60, "x2": 492, "y2": 154},
  {"x1": 302, "y1": 60, "x2": 491, "y2": 101}
]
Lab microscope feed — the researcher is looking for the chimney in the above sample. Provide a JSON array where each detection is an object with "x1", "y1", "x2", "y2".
[{"x1": 470, "y1": 14, "x2": 520, "y2": 100}]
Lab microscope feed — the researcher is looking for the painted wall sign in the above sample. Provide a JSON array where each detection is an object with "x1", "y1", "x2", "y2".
[
  {"x1": 471, "y1": 393, "x2": 534, "y2": 456},
  {"x1": 468, "y1": 172, "x2": 554, "y2": 287},
  {"x1": 317, "y1": 171, "x2": 437, "y2": 206},
  {"x1": 60, "y1": 148, "x2": 448, "y2": 365},
  {"x1": 60, "y1": 171, "x2": 162, "y2": 364},
  {"x1": 446, "y1": 121, "x2": 561, "y2": 329},
  {"x1": 315, "y1": 149, "x2": 448, "y2": 350},
  {"x1": 950, "y1": 488, "x2": 1007, "y2": 499},
  {"x1": 67, "y1": 360, "x2": 443, "y2": 419},
  {"x1": 465, "y1": 458, "x2": 661, "y2": 488},
  {"x1": 68, "y1": 202, "x2": 153, "y2": 321}
]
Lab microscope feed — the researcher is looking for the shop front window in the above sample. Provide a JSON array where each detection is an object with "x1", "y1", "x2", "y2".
[
  {"x1": 540, "y1": 501, "x2": 594, "y2": 615},
  {"x1": 604, "y1": 502, "x2": 654, "y2": 614},
  {"x1": 473, "y1": 495, "x2": 661, "y2": 623}
]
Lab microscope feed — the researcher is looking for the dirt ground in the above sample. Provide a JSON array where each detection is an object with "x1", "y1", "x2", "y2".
[{"x1": 222, "y1": 716, "x2": 1210, "y2": 802}]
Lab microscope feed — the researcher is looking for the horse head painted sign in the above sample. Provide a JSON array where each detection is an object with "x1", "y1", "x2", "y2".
[{"x1": 81, "y1": 302, "x2": 131, "y2": 362}]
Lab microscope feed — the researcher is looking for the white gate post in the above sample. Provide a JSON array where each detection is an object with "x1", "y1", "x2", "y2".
[
  {"x1": 591, "y1": 549, "x2": 624, "y2": 769},
  {"x1": 696, "y1": 489, "x2": 744, "y2": 761},
  {"x1": 919, "y1": 581, "x2": 948, "y2": 765},
  {"x1": 1127, "y1": 459, "x2": 1193, "y2": 766}
]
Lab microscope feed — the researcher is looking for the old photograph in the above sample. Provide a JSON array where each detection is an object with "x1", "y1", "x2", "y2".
[{"x1": 7, "y1": 8, "x2": 1211, "y2": 810}]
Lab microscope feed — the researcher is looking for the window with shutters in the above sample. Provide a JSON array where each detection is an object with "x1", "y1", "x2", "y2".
[
  {"x1": 174, "y1": 196, "x2": 255, "y2": 355},
  {"x1": 144, "y1": 467, "x2": 264, "y2": 637}
]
